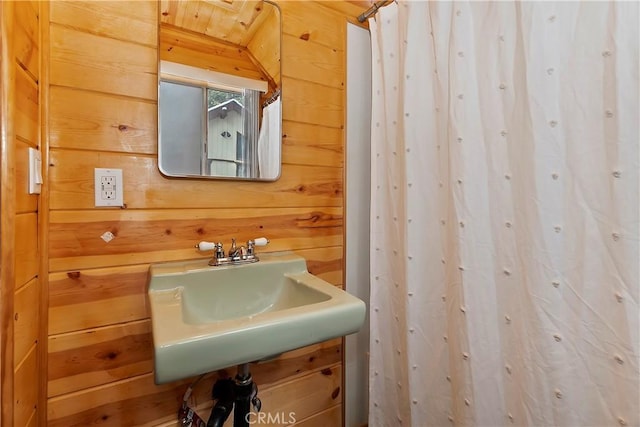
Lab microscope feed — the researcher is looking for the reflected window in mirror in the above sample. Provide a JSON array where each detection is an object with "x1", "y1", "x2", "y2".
[{"x1": 159, "y1": 79, "x2": 261, "y2": 178}]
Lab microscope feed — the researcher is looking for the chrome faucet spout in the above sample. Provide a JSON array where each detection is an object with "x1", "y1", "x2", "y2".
[
  {"x1": 228, "y1": 246, "x2": 246, "y2": 259},
  {"x1": 229, "y1": 238, "x2": 238, "y2": 258},
  {"x1": 227, "y1": 238, "x2": 247, "y2": 259}
]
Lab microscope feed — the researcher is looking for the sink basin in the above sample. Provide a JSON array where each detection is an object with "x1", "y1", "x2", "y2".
[{"x1": 147, "y1": 251, "x2": 366, "y2": 384}]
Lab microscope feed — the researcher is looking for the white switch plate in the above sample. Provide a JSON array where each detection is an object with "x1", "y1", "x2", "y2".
[
  {"x1": 94, "y1": 168, "x2": 124, "y2": 207},
  {"x1": 28, "y1": 147, "x2": 42, "y2": 194}
]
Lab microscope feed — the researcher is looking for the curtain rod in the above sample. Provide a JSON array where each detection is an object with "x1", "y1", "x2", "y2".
[
  {"x1": 262, "y1": 88, "x2": 281, "y2": 108},
  {"x1": 357, "y1": 0, "x2": 393, "y2": 23}
]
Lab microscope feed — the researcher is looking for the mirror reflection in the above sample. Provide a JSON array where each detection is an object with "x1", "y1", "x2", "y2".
[{"x1": 158, "y1": 0, "x2": 282, "y2": 181}]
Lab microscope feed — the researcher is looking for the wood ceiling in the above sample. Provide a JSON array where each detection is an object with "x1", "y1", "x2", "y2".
[
  {"x1": 160, "y1": 0, "x2": 274, "y2": 47},
  {"x1": 160, "y1": 1, "x2": 375, "y2": 47}
]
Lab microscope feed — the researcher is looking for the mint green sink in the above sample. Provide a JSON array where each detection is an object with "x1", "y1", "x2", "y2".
[{"x1": 147, "y1": 252, "x2": 366, "y2": 384}]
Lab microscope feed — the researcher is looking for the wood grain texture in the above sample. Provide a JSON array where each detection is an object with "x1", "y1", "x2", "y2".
[
  {"x1": 48, "y1": 320, "x2": 153, "y2": 397},
  {"x1": 25, "y1": 408, "x2": 37, "y2": 427},
  {"x1": 13, "y1": 1, "x2": 40, "y2": 80},
  {"x1": 48, "y1": 264, "x2": 150, "y2": 334},
  {"x1": 49, "y1": 86, "x2": 157, "y2": 154},
  {"x1": 48, "y1": 151, "x2": 342, "y2": 211},
  {"x1": 50, "y1": 25, "x2": 157, "y2": 100},
  {"x1": 47, "y1": 363, "x2": 342, "y2": 427},
  {"x1": 2, "y1": 6, "x2": 18, "y2": 422},
  {"x1": 160, "y1": 1, "x2": 272, "y2": 48},
  {"x1": 249, "y1": 364, "x2": 342, "y2": 425},
  {"x1": 8, "y1": 2, "x2": 43, "y2": 426},
  {"x1": 153, "y1": 402, "x2": 342, "y2": 427},
  {"x1": 14, "y1": 344, "x2": 38, "y2": 427},
  {"x1": 282, "y1": 78, "x2": 343, "y2": 129},
  {"x1": 14, "y1": 66, "x2": 39, "y2": 145},
  {"x1": 15, "y1": 212, "x2": 39, "y2": 288},
  {"x1": 279, "y1": 1, "x2": 345, "y2": 49},
  {"x1": 47, "y1": 373, "x2": 196, "y2": 427},
  {"x1": 160, "y1": 24, "x2": 265, "y2": 82},
  {"x1": 39, "y1": 3, "x2": 51, "y2": 424},
  {"x1": 299, "y1": 246, "x2": 343, "y2": 285},
  {"x1": 14, "y1": 278, "x2": 39, "y2": 366},
  {"x1": 282, "y1": 121, "x2": 344, "y2": 168},
  {"x1": 48, "y1": 317, "x2": 340, "y2": 399},
  {"x1": 282, "y1": 33, "x2": 343, "y2": 88},
  {"x1": 48, "y1": 207, "x2": 341, "y2": 261},
  {"x1": 50, "y1": 1, "x2": 157, "y2": 48},
  {"x1": 295, "y1": 404, "x2": 342, "y2": 427}
]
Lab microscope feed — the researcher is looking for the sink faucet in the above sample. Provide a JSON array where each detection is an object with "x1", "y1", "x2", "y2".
[
  {"x1": 195, "y1": 237, "x2": 269, "y2": 266},
  {"x1": 227, "y1": 238, "x2": 246, "y2": 259}
]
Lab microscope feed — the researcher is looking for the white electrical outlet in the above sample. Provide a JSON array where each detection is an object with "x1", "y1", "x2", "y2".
[{"x1": 94, "y1": 168, "x2": 124, "y2": 207}]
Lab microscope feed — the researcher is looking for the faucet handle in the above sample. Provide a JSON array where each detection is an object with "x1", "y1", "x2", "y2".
[
  {"x1": 247, "y1": 238, "x2": 269, "y2": 256},
  {"x1": 251, "y1": 237, "x2": 269, "y2": 246},
  {"x1": 196, "y1": 241, "x2": 225, "y2": 259},
  {"x1": 195, "y1": 241, "x2": 216, "y2": 251}
]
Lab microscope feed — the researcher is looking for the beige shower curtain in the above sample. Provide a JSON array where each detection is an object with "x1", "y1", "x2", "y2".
[{"x1": 368, "y1": 2, "x2": 639, "y2": 426}]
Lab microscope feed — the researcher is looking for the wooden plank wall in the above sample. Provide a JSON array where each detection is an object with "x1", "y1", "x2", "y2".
[
  {"x1": 45, "y1": 1, "x2": 366, "y2": 425},
  {"x1": 0, "y1": 1, "x2": 42, "y2": 426}
]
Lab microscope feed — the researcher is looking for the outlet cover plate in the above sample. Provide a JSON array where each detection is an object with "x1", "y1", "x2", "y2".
[{"x1": 94, "y1": 168, "x2": 124, "y2": 207}]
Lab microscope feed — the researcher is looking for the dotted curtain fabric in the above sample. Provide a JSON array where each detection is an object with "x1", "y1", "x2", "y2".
[{"x1": 368, "y1": 2, "x2": 639, "y2": 426}]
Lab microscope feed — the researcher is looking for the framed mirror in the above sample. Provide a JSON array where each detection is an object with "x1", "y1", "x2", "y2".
[{"x1": 158, "y1": 0, "x2": 282, "y2": 181}]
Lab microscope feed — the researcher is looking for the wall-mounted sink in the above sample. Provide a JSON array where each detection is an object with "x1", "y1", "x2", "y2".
[{"x1": 147, "y1": 252, "x2": 366, "y2": 384}]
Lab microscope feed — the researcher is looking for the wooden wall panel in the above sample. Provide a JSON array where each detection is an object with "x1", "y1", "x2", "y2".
[
  {"x1": 14, "y1": 67, "x2": 39, "y2": 145},
  {"x1": 47, "y1": 373, "x2": 194, "y2": 427},
  {"x1": 15, "y1": 212, "x2": 38, "y2": 288},
  {"x1": 2, "y1": 0, "x2": 43, "y2": 425},
  {"x1": 25, "y1": 410, "x2": 37, "y2": 427},
  {"x1": 296, "y1": 404, "x2": 342, "y2": 427},
  {"x1": 50, "y1": 1, "x2": 157, "y2": 47},
  {"x1": 282, "y1": 121, "x2": 343, "y2": 167},
  {"x1": 13, "y1": 1, "x2": 40, "y2": 80},
  {"x1": 282, "y1": 34, "x2": 344, "y2": 88},
  {"x1": 282, "y1": 79, "x2": 344, "y2": 129},
  {"x1": 300, "y1": 246, "x2": 344, "y2": 285},
  {"x1": 45, "y1": 0, "x2": 369, "y2": 425},
  {"x1": 48, "y1": 207, "x2": 342, "y2": 269},
  {"x1": 48, "y1": 320, "x2": 153, "y2": 397},
  {"x1": 49, "y1": 25, "x2": 157, "y2": 100},
  {"x1": 48, "y1": 364, "x2": 341, "y2": 427},
  {"x1": 249, "y1": 364, "x2": 342, "y2": 424},
  {"x1": 49, "y1": 265, "x2": 150, "y2": 334},
  {"x1": 280, "y1": 2, "x2": 345, "y2": 49},
  {"x1": 14, "y1": 345, "x2": 38, "y2": 427},
  {"x1": 49, "y1": 86, "x2": 157, "y2": 154},
  {"x1": 14, "y1": 278, "x2": 39, "y2": 365},
  {"x1": 48, "y1": 321, "x2": 341, "y2": 400},
  {"x1": 49, "y1": 152, "x2": 342, "y2": 210}
]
